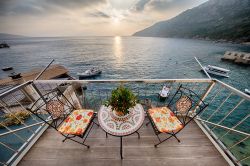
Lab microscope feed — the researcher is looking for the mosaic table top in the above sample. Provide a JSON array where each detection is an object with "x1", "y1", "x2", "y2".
[{"x1": 98, "y1": 104, "x2": 145, "y2": 136}]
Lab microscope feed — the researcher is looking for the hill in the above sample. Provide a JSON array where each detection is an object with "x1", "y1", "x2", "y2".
[{"x1": 133, "y1": 0, "x2": 250, "y2": 42}]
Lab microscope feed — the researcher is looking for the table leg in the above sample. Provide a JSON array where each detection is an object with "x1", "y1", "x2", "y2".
[
  {"x1": 120, "y1": 137, "x2": 123, "y2": 159},
  {"x1": 136, "y1": 131, "x2": 140, "y2": 139}
]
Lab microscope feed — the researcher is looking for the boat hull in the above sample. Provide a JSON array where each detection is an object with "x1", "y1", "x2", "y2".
[
  {"x1": 203, "y1": 67, "x2": 229, "y2": 78},
  {"x1": 158, "y1": 94, "x2": 167, "y2": 101},
  {"x1": 2, "y1": 67, "x2": 13, "y2": 71},
  {"x1": 77, "y1": 71, "x2": 102, "y2": 78},
  {"x1": 245, "y1": 89, "x2": 250, "y2": 95}
]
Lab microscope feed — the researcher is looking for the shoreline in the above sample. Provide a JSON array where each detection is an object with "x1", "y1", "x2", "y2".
[
  {"x1": 132, "y1": 35, "x2": 250, "y2": 46},
  {"x1": 1, "y1": 35, "x2": 250, "y2": 46}
]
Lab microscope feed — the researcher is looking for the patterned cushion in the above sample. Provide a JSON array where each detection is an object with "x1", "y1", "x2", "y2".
[
  {"x1": 58, "y1": 109, "x2": 94, "y2": 135},
  {"x1": 46, "y1": 100, "x2": 64, "y2": 119},
  {"x1": 148, "y1": 107, "x2": 183, "y2": 133},
  {"x1": 176, "y1": 96, "x2": 192, "y2": 114}
]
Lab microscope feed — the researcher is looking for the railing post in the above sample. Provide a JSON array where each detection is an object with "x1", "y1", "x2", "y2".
[
  {"x1": 30, "y1": 82, "x2": 47, "y2": 103},
  {"x1": 193, "y1": 80, "x2": 215, "y2": 114}
]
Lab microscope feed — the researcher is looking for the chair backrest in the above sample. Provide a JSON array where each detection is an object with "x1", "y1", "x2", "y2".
[
  {"x1": 27, "y1": 87, "x2": 76, "y2": 129},
  {"x1": 167, "y1": 84, "x2": 208, "y2": 126}
]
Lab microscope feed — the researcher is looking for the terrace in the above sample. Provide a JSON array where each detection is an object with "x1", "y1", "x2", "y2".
[{"x1": 0, "y1": 79, "x2": 249, "y2": 166}]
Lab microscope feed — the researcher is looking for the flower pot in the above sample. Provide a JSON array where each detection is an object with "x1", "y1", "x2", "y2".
[{"x1": 114, "y1": 110, "x2": 126, "y2": 117}]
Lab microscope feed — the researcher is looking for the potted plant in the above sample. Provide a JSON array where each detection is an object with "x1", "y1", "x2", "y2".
[{"x1": 105, "y1": 85, "x2": 137, "y2": 116}]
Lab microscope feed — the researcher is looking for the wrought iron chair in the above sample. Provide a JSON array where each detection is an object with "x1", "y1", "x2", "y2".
[
  {"x1": 27, "y1": 85, "x2": 96, "y2": 148},
  {"x1": 146, "y1": 84, "x2": 208, "y2": 147}
]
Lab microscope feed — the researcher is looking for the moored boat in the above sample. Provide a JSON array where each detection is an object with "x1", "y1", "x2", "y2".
[
  {"x1": 0, "y1": 42, "x2": 10, "y2": 48},
  {"x1": 158, "y1": 85, "x2": 170, "y2": 101},
  {"x1": 2, "y1": 66, "x2": 13, "y2": 71},
  {"x1": 77, "y1": 68, "x2": 102, "y2": 78},
  {"x1": 203, "y1": 65, "x2": 230, "y2": 78},
  {"x1": 245, "y1": 89, "x2": 250, "y2": 95}
]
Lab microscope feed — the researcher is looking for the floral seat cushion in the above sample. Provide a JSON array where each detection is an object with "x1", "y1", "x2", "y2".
[
  {"x1": 148, "y1": 107, "x2": 183, "y2": 133},
  {"x1": 58, "y1": 109, "x2": 94, "y2": 135}
]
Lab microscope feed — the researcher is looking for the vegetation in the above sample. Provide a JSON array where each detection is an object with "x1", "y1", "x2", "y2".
[
  {"x1": 0, "y1": 111, "x2": 31, "y2": 128},
  {"x1": 105, "y1": 86, "x2": 137, "y2": 116}
]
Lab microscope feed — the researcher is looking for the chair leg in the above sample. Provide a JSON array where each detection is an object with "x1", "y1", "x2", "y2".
[
  {"x1": 154, "y1": 135, "x2": 174, "y2": 147},
  {"x1": 156, "y1": 134, "x2": 161, "y2": 142},
  {"x1": 82, "y1": 122, "x2": 95, "y2": 146},
  {"x1": 93, "y1": 121, "x2": 99, "y2": 127},
  {"x1": 68, "y1": 137, "x2": 90, "y2": 149},
  {"x1": 62, "y1": 137, "x2": 68, "y2": 142},
  {"x1": 62, "y1": 134, "x2": 77, "y2": 142},
  {"x1": 173, "y1": 134, "x2": 181, "y2": 143}
]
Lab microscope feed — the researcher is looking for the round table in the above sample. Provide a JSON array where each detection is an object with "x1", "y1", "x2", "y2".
[{"x1": 98, "y1": 104, "x2": 145, "y2": 159}]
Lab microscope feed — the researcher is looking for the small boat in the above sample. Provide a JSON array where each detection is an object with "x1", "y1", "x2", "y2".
[
  {"x1": 158, "y1": 85, "x2": 170, "y2": 101},
  {"x1": 8, "y1": 72, "x2": 22, "y2": 79},
  {"x1": 203, "y1": 65, "x2": 230, "y2": 78},
  {"x1": 0, "y1": 42, "x2": 10, "y2": 49},
  {"x1": 245, "y1": 89, "x2": 250, "y2": 95},
  {"x1": 77, "y1": 68, "x2": 102, "y2": 78},
  {"x1": 2, "y1": 67, "x2": 13, "y2": 71}
]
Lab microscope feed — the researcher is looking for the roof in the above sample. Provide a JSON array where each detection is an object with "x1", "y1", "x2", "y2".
[{"x1": 0, "y1": 65, "x2": 69, "y2": 85}]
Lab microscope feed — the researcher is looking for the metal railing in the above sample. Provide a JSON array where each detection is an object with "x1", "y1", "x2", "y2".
[
  {"x1": 196, "y1": 80, "x2": 250, "y2": 166},
  {"x1": 0, "y1": 81, "x2": 49, "y2": 166},
  {"x1": 0, "y1": 79, "x2": 249, "y2": 166}
]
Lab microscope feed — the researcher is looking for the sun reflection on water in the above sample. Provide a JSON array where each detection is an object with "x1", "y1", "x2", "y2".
[{"x1": 113, "y1": 36, "x2": 123, "y2": 64}]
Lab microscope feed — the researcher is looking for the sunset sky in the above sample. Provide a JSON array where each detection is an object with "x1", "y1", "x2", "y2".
[{"x1": 0, "y1": 0, "x2": 208, "y2": 37}]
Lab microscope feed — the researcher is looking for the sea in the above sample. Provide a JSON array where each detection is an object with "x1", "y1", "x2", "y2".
[
  {"x1": 0, "y1": 36, "x2": 249, "y2": 165},
  {"x1": 0, "y1": 36, "x2": 249, "y2": 89}
]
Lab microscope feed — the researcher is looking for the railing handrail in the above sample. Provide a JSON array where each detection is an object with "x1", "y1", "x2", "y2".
[
  {"x1": 33, "y1": 78, "x2": 250, "y2": 101},
  {"x1": 33, "y1": 78, "x2": 213, "y2": 83},
  {"x1": 0, "y1": 81, "x2": 32, "y2": 98},
  {"x1": 215, "y1": 79, "x2": 250, "y2": 101},
  {"x1": 0, "y1": 121, "x2": 48, "y2": 137},
  {"x1": 196, "y1": 117, "x2": 250, "y2": 136}
]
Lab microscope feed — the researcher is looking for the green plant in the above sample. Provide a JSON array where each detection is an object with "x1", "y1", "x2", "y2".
[
  {"x1": 105, "y1": 86, "x2": 137, "y2": 116},
  {"x1": 0, "y1": 111, "x2": 31, "y2": 128}
]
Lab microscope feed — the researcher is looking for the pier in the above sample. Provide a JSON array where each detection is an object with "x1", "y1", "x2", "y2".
[{"x1": 222, "y1": 51, "x2": 250, "y2": 65}]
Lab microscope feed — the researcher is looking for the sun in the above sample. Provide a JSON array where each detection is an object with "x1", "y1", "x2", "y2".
[{"x1": 112, "y1": 17, "x2": 120, "y2": 24}]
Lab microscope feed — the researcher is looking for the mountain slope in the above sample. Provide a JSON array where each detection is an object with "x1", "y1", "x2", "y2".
[{"x1": 133, "y1": 0, "x2": 250, "y2": 42}]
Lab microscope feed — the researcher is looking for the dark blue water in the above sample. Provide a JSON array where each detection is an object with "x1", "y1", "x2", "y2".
[{"x1": 0, "y1": 36, "x2": 249, "y2": 90}]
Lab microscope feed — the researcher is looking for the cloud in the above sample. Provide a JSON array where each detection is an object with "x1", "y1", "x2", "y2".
[
  {"x1": 131, "y1": 0, "x2": 150, "y2": 12},
  {"x1": 0, "y1": 0, "x2": 107, "y2": 16},
  {"x1": 87, "y1": 10, "x2": 110, "y2": 18},
  {"x1": 0, "y1": 0, "x2": 209, "y2": 36},
  {"x1": 147, "y1": 0, "x2": 191, "y2": 11},
  {"x1": 130, "y1": 0, "x2": 208, "y2": 13},
  {"x1": 45, "y1": 0, "x2": 106, "y2": 9}
]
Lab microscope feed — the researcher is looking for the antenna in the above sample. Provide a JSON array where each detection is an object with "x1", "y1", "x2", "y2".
[
  {"x1": 194, "y1": 57, "x2": 211, "y2": 79},
  {"x1": 34, "y1": 59, "x2": 55, "y2": 80}
]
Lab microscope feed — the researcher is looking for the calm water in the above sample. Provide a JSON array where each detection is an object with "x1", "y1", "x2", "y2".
[{"x1": 0, "y1": 36, "x2": 249, "y2": 90}]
